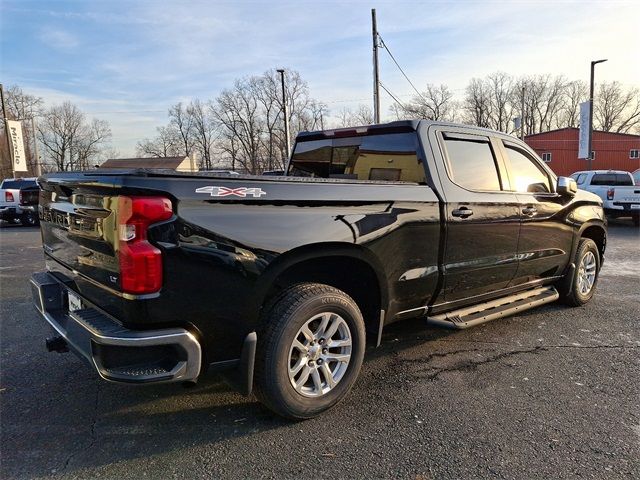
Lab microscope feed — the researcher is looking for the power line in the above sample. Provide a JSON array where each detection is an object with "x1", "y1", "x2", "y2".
[
  {"x1": 377, "y1": 34, "x2": 427, "y2": 104},
  {"x1": 379, "y1": 81, "x2": 405, "y2": 109}
]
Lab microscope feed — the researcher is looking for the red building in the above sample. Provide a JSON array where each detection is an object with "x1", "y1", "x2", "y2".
[{"x1": 525, "y1": 127, "x2": 640, "y2": 176}]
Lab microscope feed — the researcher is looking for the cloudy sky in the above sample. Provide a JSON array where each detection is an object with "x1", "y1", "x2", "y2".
[{"x1": 2, "y1": 0, "x2": 638, "y2": 155}]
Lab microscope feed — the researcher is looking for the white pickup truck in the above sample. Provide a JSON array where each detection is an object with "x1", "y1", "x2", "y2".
[
  {"x1": 0, "y1": 177, "x2": 39, "y2": 226},
  {"x1": 571, "y1": 170, "x2": 640, "y2": 226}
]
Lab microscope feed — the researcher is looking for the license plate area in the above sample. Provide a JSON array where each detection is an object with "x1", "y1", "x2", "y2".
[{"x1": 67, "y1": 290, "x2": 83, "y2": 312}]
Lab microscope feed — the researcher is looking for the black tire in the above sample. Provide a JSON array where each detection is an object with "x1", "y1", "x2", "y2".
[
  {"x1": 559, "y1": 238, "x2": 600, "y2": 307},
  {"x1": 254, "y1": 283, "x2": 365, "y2": 419},
  {"x1": 21, "y1": 212, "x2": 39, "y2": 227}
]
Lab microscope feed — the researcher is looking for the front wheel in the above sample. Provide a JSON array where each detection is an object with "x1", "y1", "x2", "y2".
[
  {"x1": 560, "y1": 238, "x2": 601, "y2": 307},
  {"x1": 254, "y1": 283, "x2": 366, "y2": 419}
]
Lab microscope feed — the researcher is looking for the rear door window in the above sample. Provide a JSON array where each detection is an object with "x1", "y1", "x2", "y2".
[{"x1": 442, "y1": 135, "x2": 502, "y2": 191}]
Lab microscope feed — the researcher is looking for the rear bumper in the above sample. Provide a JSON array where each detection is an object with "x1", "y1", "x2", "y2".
[
  {"x1": 30, "y1": 271, "x2": 202, "y2": 384},
  {"x1": 0, "y1": 206, "x2": 19, "y2": 220}
]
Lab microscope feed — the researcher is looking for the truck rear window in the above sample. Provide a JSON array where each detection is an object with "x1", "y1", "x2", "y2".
[
  {"x1": 0, "y1": 180, "x2": 37, "y2": 189},
  {"x1": 590, "y1": 173, "x2": 633, "y2": 186},
  {"x1": 287, "y1": 133, "x2": 425, "y2": 183}
]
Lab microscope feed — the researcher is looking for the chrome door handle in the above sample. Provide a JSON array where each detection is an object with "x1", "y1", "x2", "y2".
[
  {"x1": 522, "y1": 206, "x2": 538, "y2": 216},
  {"x1": 452, "y1": 207, "x2": 474, "y2": 218}
]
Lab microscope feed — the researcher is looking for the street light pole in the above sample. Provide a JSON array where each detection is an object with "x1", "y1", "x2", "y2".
[
  {"x1": 588, "y1": 59, "x2": 607, "y2": 171},
  {"x1": 276, "y1": 69, "x2": 291, "y2": 163}
]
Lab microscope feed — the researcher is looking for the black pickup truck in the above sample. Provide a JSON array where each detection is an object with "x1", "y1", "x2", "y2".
[{"x1": 30, "y1": 120, "x2": 606, "y2": 418}]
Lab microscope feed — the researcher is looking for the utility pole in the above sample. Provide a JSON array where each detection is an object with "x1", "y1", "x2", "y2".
[
  {"x1": 588, "y1": 59, "x2": 607, "y2": 171},
  {"x1": 31, "y1": 116, "x2": 41, "y2": 176},
  {"x1": 276, "y1": 69, "x2": 291, "y2": 162},
  {"x1": 520, "y1": 86, "x2": 525, "y2": 141},
  {"x1": 0, "y1": 83, "x2": 15, "y2": 177},
  {"x1": 371, "y1": 8, "x2": 381, "y2": 124}
]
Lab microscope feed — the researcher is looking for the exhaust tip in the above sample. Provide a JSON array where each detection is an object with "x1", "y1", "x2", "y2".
[{"x1": 46, "y1": 336, "x2": 69, "y2": 353}]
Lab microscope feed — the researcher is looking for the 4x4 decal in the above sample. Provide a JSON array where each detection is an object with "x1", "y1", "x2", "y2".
[{"x1": 195, "y1": 186, "x2": 266, "y2": 198}]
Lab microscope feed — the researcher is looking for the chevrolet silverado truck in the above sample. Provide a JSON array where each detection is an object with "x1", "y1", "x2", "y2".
[{"x1": 30, "y1": 120, "x2": 606, "y2": 419}]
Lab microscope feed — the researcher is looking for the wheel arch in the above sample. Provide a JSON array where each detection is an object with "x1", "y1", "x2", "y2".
[
  {"x1": 255, "y1": 242, "x2": 389, "y2": 340},
  {"x1": 578, "y1": 221, "x2": 607, "y2": 263}
]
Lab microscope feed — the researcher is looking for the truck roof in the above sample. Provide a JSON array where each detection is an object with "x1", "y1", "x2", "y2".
[{"x1": 296, "y1": 119, "x2": 509, "y2": 142}]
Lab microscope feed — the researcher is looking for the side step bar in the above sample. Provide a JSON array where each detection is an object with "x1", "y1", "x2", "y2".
[{"x1": 427, "y1": 286, "x2": 559, "y2": 330}]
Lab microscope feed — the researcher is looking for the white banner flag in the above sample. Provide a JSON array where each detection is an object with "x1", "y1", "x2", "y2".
[
  {"x1": 6, "y1": 120, "x2": 28, "y2": 172},
  {"x1": 578, "y1": 101, "x2": 590, "y2": 159}
]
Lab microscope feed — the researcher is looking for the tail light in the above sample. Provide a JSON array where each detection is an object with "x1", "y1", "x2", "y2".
[
  {"x1": 5, "y1": 191, "x2": 14, "y2": 202},
  {"x1": 117, "y1": 196, "x2": 173, "y2": 294},
  {"x1": 606, "y1": 188, "x2": 615, "y2": 200}
]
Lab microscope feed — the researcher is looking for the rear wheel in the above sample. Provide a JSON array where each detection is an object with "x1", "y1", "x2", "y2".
[
  {"x1": 21, "y1": 212, "x2": 39, "y2": 227},
  {"x1": 254, "y1": 283, "x2": 365, "y2": 419},
  {"x1": 560, "y1": 238, "x2": 600, "y2": 307}
]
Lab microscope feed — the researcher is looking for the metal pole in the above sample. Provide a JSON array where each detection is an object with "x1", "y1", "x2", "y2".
[
  {"x1": 588, "y1": 59, "x2": 607, "y2": 171},
  {"x1": 0, "y1": 83, "x2": 15, "y2": 177},
  {"x1": 520, "y1": 86, "x2": 525, "y2": 141},
  {"x1": 31, "y1": 116, "x2": 41, "y2": 176},
  {"x1": 372, "y1": 8, "x2": 381, "y2": 124},
  {"x1": 277, "y1": 69, "x2": 291, "y2": 161}
]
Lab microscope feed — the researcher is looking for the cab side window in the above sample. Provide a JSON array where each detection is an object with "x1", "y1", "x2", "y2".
[
  {"x1": 443, "y1": 136, "x2": 502, "y2": 191},
  {"x1": 504, "y1": 145, "x2": 551, "y2": 193}
]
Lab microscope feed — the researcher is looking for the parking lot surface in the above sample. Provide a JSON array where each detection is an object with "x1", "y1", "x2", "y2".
[{"x1": 1, "y1": 221, "x2": 638, "y2": 479}]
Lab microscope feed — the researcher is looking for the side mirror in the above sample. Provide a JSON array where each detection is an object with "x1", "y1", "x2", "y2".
[{"x1": 557, "y1": 176, "x2": 577, "y2": 197}]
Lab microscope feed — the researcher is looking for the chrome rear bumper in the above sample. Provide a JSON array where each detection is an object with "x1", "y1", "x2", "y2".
[{"x1": 30, "y1": 271, "x2": 201, "y2": 384}]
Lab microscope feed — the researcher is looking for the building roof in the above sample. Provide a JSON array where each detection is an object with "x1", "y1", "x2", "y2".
[
  {"x1": 100, "y1": 157, "x2": 188, "y2": 169},
  {"x1": 525, "y1": 127, "x2": 640, "y2": 139}
]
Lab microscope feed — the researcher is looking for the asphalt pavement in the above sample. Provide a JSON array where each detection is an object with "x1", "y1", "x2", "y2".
[{"x1": 1, "y1": 220, "x2": 638, "y2": 479}]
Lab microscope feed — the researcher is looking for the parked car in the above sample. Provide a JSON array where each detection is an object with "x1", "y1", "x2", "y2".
[
  {"x1": 0, "y1": 177, "x2": 39, "y2": 226},
  {"x1": 571, "y1": 170, "x2": 640, "y2": 225},
  {"x1": 30, "y1": 120, "x2": 606, "y2": 418}
]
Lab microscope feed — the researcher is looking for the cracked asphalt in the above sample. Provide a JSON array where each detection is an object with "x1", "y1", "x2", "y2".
[{"x1": 1, "y1": 220, "x2": 638, "y2": 479}]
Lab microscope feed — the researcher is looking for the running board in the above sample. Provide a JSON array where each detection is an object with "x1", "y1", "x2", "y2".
[{"x1": 427, "y1": 286, "x2": 559, "y2": 330}]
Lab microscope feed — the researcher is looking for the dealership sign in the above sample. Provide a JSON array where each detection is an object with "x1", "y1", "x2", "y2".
[
  {"x1": 578, "y1": 101, "x2": 590, "y2": 160},
  {"x1": 6, "y1": 120, "x2": 28, "y2": 172}
]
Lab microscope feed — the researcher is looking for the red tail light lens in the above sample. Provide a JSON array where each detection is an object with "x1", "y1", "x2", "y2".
[
  {"x1": 5, "y1": 191, "x2": 14, "y2": 202},
  {"x1": 606, "y1": 188, "x2": 615, "y2": 200},
  {"x1": 117, "y1": 196, "x2": 173, "y2": 294}
]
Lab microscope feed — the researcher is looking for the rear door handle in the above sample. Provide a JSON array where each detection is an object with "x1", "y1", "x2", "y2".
[
  {"x1": 522, "y1": 206, "x2": 538, "y2": 216},
  {"x1": 452, "y1": 207, "x2": 474, "y2": 218}
]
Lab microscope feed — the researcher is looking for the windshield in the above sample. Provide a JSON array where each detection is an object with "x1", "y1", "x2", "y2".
[{"x1": 287, "y1": 132, "x2": 425, "y2": 183}]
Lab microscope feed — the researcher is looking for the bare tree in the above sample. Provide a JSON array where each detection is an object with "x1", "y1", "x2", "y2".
[
  {"x1": 37, "y1": 101, "x2": 111, "y2": 171},
  {"x1": 487, "y1": 72, "x2": 513, "y2": 132},
  {"x1": 136, "y1": 126, "x2": 181, "y2": 157},
  {"x1": 336, "y1": 105, "x2": 374, "y2": 127},
  {"x1": 188, "y1": 99, "x2": 217, "y2": 169},
  {"x1": 594, "y1": 81, "x2": 640, "y2": 133},
  {"x1": 214, "y1": 77, "x2": 264, "y2": 174},
  {"x1": 463, "y1": 78, "x2": 493, "y2": 128},
  {"x1": 400, "y1": 84, "x2": 457, "y2": 122},
  {"x1": 561, "y1": 80, "x2": 588, "y2": 128},
  {"x1": 168, "y1": 103, "x2": 194, "y2": 156}
]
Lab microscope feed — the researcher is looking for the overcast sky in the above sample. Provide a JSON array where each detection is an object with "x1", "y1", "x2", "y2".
[{"x1": 2, "y1": 0, "x2": 639, "y2": 156}]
